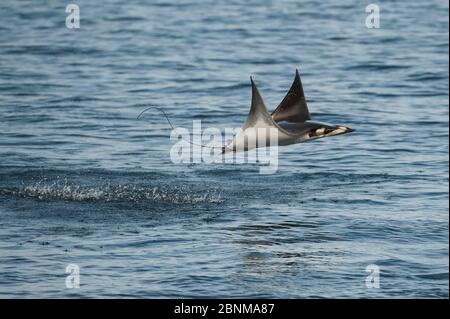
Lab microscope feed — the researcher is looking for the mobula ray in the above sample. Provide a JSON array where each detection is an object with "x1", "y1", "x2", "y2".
[{"x1": 222, "y1": 69, "x2": 354, "y2": 153}]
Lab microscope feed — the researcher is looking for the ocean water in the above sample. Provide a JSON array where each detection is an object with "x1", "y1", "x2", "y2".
[{"x1": 0, "y1": 0, "x2": 448, "y2": 298}]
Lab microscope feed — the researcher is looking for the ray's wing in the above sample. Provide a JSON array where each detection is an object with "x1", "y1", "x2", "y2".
[
  {"x1": 241, "y1": 77, "x2": 280, "y2": 130},
  {"x1": 224, "y1": 76, "x2": 301, "y2": 152},
  {"x1": 271, "y1": 69, "x2": 311, "y2": 123}
]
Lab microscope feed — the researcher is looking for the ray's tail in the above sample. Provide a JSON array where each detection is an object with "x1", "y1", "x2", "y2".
[{"x1": 137, "y1": 106, "x2": 226, "y2": 152}]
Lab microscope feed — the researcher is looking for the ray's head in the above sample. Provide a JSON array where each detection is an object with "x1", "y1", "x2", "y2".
[{"x1": 308, "y1": 125, "x2": 355, "y2": 139}]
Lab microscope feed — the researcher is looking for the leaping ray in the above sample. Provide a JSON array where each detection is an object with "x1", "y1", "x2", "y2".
[
  {"x1": 223, "y1": 69, "x2": 354, "y2": 153},
  {"x1": 139, "y1": 69, "x2": 355, "y2": 154}
]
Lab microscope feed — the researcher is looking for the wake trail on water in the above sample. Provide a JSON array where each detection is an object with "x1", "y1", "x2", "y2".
[{"x1": 0, "y1": 178, "x2": 225, "y2": 204}]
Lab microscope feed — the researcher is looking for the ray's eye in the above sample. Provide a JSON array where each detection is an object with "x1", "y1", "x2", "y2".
[
  {"x1": 315, "y1": 127, "x2": 325, "y2": 135},
  {"x1": 308, "y1": 128, "x2": 322, "y2": 137}
]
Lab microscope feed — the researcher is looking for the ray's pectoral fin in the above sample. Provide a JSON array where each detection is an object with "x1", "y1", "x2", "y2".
[
  {"x1": 242, "y1": 77, "x2": 279, "y2": 130},
  {"x1": 223, "y1": 77, "x2": 283, "y2": 153},
  {"x1": 271, "y1": 69, "x2": 311, "y2": 123}
]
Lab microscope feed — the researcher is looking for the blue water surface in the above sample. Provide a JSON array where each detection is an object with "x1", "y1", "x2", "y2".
[{"x1": 0, "y1": 0, "x2": 448, "y2": 298}]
